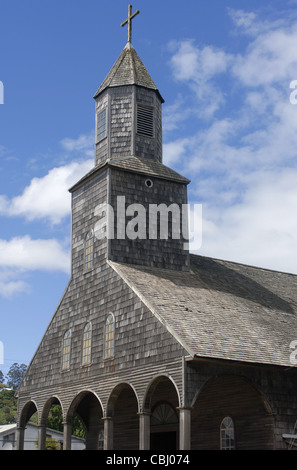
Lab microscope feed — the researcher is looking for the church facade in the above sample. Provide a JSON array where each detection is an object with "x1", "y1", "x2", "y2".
[{"x1": 16, "y1": 8, "x2": 297, "y2": 451}]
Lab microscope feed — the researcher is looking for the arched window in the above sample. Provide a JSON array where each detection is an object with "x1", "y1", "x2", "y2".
[
  {"x1": 98, "y1": 430, "x2": 104, "y2": 450},
  {"x1": 85, "y1": 231, "x2": 94, "y2": 271},
  {"x1": 104, "y1": 314, "x2": 115, "y2": 359},
  {"x1": 220, "y1": 416, "x2": 235, "y2": 450},
  {"x1": 62, "y1": 329, "x2": 71, "y2": 370},
  {"x1": 82, "y1": 322, "x2": 92, "y2": 365}
]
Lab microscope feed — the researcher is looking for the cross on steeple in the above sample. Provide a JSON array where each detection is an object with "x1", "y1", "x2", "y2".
[{"x1": 121, "y1": 4, "x2": 140, "y2": 44}]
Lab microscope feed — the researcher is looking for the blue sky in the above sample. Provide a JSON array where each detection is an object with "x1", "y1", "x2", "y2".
[{"x1": 1, "y1": 0, "x2": 297, "y2": 376}]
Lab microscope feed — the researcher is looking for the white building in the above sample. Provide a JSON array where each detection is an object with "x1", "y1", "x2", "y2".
[{"x1": 0, "y1": 423, "x2": 85, "y2": 450}]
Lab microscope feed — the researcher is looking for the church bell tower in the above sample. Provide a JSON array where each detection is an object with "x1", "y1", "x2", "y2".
[
  {"x1": 70, "y1": 5, "x2": 190, "y2": 272},
  {"x1": 93, "y1": 6, "x2": 164, "y2": 167}
]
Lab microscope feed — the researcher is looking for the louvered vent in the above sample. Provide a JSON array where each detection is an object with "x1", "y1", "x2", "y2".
[{"x1": 137, "y1": 104, "x2": 154, "y2": 138}]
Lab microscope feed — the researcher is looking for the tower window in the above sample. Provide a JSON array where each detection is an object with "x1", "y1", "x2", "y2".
[
  {"x1": 98, "y1": 430, "x2": 104, "y2": 450},
  {"x1": 85, "y1": 231, "x2": 94, "y2": 271},
  {"x1": 137, "y1": 104, "x2": 154, "y2": 138},
  {"x1": 97, "y1": 108, "x2": 107, "y2": 142},
  {"x1": 82, "y1": 322, "x2": 92, "y2": 365},
  {"x1": 104, "y1": 313, "x2": 115, "y2": 359},
  {"x1": 62, "y1": 329, "x2": 71, "y2": 370},
  {"x1": 220, "y1": 416, "x2": 235, "y2": 450}
]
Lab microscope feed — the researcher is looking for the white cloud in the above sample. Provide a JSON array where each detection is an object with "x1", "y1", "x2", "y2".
[
  {"x1": 0, "y1": 236, "x2": 70, "y2": 273},
  {"x1": 60, "y1": 133, "x2": 94, "y2": 157},
  {"x1": 163, "y1": 138, "x2": 191, "y2": 167},
  {"x1": 228, "y1": 9, "x2": 258, "y2": 34},
  {"x1": 198, "y1": 169, "x2": 297, "y2": 274},
  {"x1": 0, "y1": 269, "x2": 31, "y2": 298},
  {"x1": 227, "y1": 8, "x2": 287, "y2": 37},
  {"x1": 0, "y1": 159, "x2": 93, "y2": 224},
  {"x1": 0, "y1": 133, "x2": 94, "y2": 297},
  {"x1": 170, "y1": 40, "x2": 230, "y2": 81},
  {"x1": 163, "y1": 95, "x2": 191, "y2": 132},
  {"x1": 232, "y1": 28, "x2": 297, "y2": 87},
  {"x1": 166, "y1": 9, "x2": 297, "y2": 274},
  {"x1": 169, "y1": 40, "x2": 200, "y2": 81},
  {"x1": 0, "y1": 236, "x2": 70, "y2": 299},
  {"x1": 0, "y1": 236, "x2": 71, "y2": 298},
  {"x1": 0, "y1": 279, "x2": 30, "y2": 298},
  {"x1": 169, "y1": 40, "x2": 232, "y2": 118}
]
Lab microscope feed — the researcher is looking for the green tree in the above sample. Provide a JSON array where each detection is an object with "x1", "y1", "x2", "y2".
[
  {"x1": 35, "y1": 437, "x2": 61, "y2": 450},
  {"x1": 46, "y1": 405, "x2": 85, "y2": 438},
  {"x1": 45, "y1": 438, "x2": 61, "y2": 450},
  {"x1": 6, "y1": 363, "x2": 27, "y2": 390},
  {"x1": 0, "y1": 389, "x2": 17, "y2": 424},
  {"x1": 47, "y1": 405, "x2": 63, "y2": 432},
  {"x1": 72, "y1": 415, "x2": 85, "y2": 438},
  {"x1": 0, "y1": 370, "x2": 4, "y2": 384}
]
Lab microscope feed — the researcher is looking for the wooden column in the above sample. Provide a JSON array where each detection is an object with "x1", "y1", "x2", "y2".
[
  {"x1": 38, "y1": 424, "x2": 46, "y2": 450},
  {"x1": 63, "y1": 421, "x2": 72, "y2": 450},
  {"x1": 178, "y1": 407, "x2": 191, "y2": 450},
  {"x1": 138, "y1": 412, "x2": 150, "y2": 450},
  {"x1": 16, "y1": 426, "x2": 25, "y2": 450},
  {"x1": 103, "y1": 417, "x2": 113, "y2": 450}
]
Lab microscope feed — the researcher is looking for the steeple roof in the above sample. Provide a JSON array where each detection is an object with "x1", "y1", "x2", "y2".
[{"x1": 93, "y1": 43, "x2": 164, "y2": 102}]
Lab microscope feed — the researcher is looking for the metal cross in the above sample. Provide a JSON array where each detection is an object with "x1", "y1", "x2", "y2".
[{"x1": 121, "y1": 4, "x2": 140, "y2": 44}]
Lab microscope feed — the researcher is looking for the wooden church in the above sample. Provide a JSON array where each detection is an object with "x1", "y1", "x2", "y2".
[{"x1": 16, "y1": 6, "x2": 297, "y2": 450}]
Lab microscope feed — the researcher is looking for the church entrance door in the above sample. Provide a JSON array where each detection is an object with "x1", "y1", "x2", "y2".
[
  {"x1": 150, "y1": 402, "x2": 179, "y2": 450},
  {"x1": 150, "y1": 431, "x2": 177, "y2": 450},
  {"x1": 144, "y1": 376, "x2": 180, "y2": 451}
]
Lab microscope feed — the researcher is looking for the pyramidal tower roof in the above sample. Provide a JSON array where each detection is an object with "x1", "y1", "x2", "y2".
[{"x1": 93, "y1": 42, "x2": 164, "y2": 102}]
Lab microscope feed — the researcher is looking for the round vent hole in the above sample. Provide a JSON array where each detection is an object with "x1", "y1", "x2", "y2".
[{"x1": 145, "y1": 179, "x2": 153, "y2": 188}]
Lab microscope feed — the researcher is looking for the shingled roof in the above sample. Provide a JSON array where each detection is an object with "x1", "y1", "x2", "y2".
[
  {"x1": 93, "y1": 43, "x2": 164, "y2": 102},
  {"x1": 69, "y1": 155, "x2": 189, "y2": 192},
  {"x1": 108, "y1": 155, "x2": 190, "y2": 183},
  {"x1": 110, "y1": 254, "x2": 297, "y2": 367}
]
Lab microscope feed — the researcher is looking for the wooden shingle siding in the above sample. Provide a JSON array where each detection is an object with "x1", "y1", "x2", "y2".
[
  {"x1": 191, "y1": 374, "x2": 274, "y2": 450},
  {"x1": 18, "y1": 170, "x2": 186, "y2": 408},
  {"x1": 109, "y1": 168, "x2": 189, "y2": 271},
  {"x1": 110, "y1": 88, "x2": 133, "y2": 160}
]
